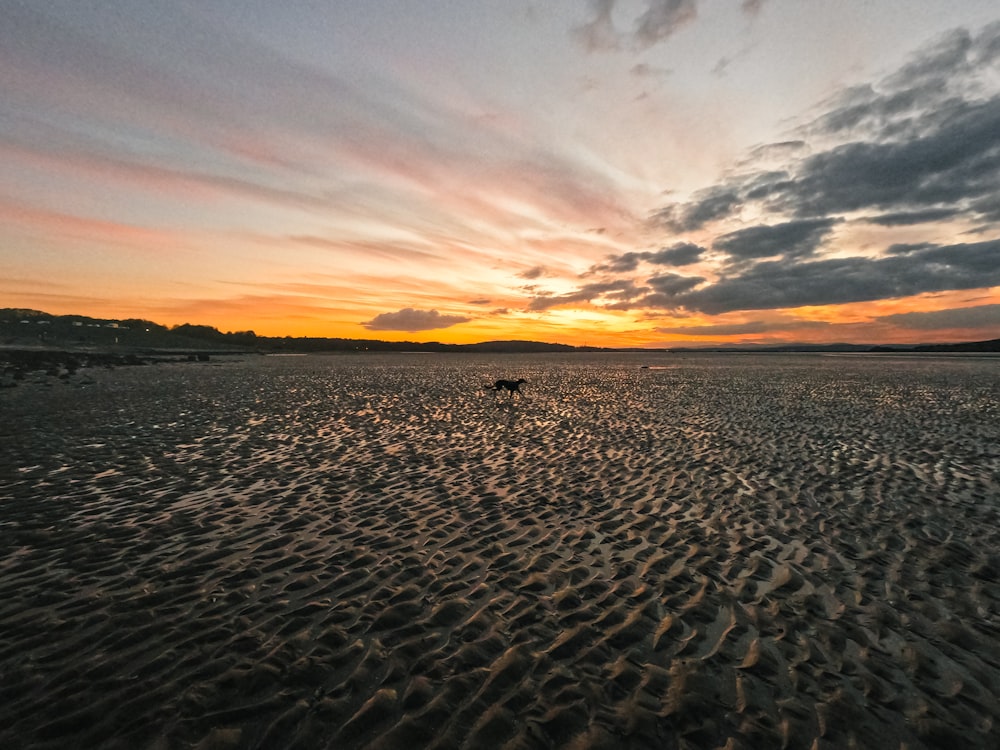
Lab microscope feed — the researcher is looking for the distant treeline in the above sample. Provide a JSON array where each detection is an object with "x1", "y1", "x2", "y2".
[
  {"x1": 0, "y1": 309, "x2": 607, "y2": 353},
  {"x1": 3, "y1": 309, "x2": 997, "y2": 353}
]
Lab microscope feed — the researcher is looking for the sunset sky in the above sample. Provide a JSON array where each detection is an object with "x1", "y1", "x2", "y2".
[{"x1": 3, "y1": 1, "x2": 1000, "y2": 347}]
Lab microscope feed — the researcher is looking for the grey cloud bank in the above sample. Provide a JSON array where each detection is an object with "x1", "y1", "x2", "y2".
[{"x1": 533, "y1": 22, "x2": 1000, "y2": 330}]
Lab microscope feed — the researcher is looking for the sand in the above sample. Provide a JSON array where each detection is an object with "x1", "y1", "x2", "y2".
[{"x1": 1, "y1": 352, "x2": 998, "y2": 749}]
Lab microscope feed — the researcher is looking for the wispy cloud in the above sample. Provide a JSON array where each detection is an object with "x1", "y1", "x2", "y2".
[
  {"x1": 656, "y1": 317, "x2": 827, "y2": 337},
  {"x1": 574, "y1": 0, "x2": 621, "y2": 52},
  {"x1": 1, "y1": 4, "x2": 633, "y2": 243},
  {"x1": 575, "y1": 0, "x2": 767, "y2": 52},
  {"x1": 575, "y1": 0, "x2": 698, "y2": 52},
  {"x1": 519, "y1": 266, "x2": 548, "y2": 280},
  {"x1": 528, "y1": 279, "x2": 645, "y2": 311},
  {"x1": 634, "y1": 0, "x2": 699, "y2": 49},
  {"x1": 740, "y1": 0, "x2": 769, "y2": 16}
]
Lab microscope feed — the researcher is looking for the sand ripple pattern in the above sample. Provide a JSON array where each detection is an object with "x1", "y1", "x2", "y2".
[{"x1": 2, "y1": 353, "x2": 999, "y2": 749}]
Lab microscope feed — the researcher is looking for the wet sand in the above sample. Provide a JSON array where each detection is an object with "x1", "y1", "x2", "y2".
[{"x1": 1, "y1": 353, "x2": 998, "y2": 749}]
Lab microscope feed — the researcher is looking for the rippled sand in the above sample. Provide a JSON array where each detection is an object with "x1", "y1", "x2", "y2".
[{"x1": 2, "y1": 353, "x2": 999, "y2": 749}]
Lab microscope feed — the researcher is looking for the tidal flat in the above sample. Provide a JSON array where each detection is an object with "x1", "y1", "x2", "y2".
[{"x1": 1, "y1": 352, "x2": 998, "y2": 749}]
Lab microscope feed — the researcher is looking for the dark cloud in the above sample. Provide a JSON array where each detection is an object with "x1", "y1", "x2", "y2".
[
  {"x1": 885, "y1": 25, "x2": 1000, "y2": 103},
  {"x1": 656, "y1": 186, "x2": 742, "y2": 231},
  {"x1": 541, "y1": 23, "x2": 1000, "y2": 326},
  {"x1": 864, "y1": 208, "x2": 961, "y2": 226},
  {"x1": 970, "y1": 195, "x2": 1000, "y2": 222},
  {"x1": 713, "y1": 218, "x2": 838, "y2": 261},
  {"x1": 647, "y1": 273, "x2": 704, "y2": 295},
  {"x1": 363, "y1": 308, "x2": 470, "y2": 331},
  {"x1": 528, "y1": 279, "x2": 644, "y2": 311},
  {"x1": 589, "y1": 242, "x2": 705, "y2": 274},
  {"x1": 669, "y1": 94, "x2": 1000, "y2": 226},
  {"x1": 649, "y1": 242, "x2": 704, "y2": 266},
  {"x1": 782, "y1": 98, "x2": 1000, "y2": 218},
  {"x1": 654, "y1": 239, "x2": 1000, "y2": 315},
  {"x1": 878, "y1": 303, "x2": 1000, "y2": 331},
  {"x1": 593, "y1": 252, "x2": 645, "y2": 273},
  {"x1": 657, "y1": 23, "x2": 1000, "y2": 230},
  {"x1": 809, "y1": 24, "x2": 1000, "y2": 140}
]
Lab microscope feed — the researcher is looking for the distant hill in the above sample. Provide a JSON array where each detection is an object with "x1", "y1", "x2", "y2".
[
  {"x1": 667, "y1": 340, "x2": 1000, "y2": 354},
  {"x1": 668, "y1": 342, "x2": 875, "y2": 353},
  {"x1": 3, "y1": 309, "x2": 997, "y2": 354},
  {"x1": 0, "y1": 310, "x2": 614, "y2": 354},
  {"x1": 912, "y1": 339, "x2": 1000, "y2": 353}
]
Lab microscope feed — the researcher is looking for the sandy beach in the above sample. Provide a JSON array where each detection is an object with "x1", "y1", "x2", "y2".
[{"x1": 1, "y1": 352, "x2": 998, "y2": 749}]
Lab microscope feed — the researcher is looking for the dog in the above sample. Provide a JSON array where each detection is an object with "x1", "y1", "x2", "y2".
[{"x1": 487, "y1": 378, "x2": 526, "y2": 398}]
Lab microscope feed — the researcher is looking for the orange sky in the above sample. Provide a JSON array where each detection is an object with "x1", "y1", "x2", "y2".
[{"x1": 2, "y1": 2, "x2": 1000, "y2": 347}]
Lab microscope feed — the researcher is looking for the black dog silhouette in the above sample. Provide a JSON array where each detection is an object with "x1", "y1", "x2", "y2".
[{"x1": 488, "y1": 378, "x2": 526, "y2": 398}]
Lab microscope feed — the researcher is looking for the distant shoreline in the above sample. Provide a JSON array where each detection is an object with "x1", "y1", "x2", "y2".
[{"x1": 3, "y1": 308, "x2": 999, "y2": 355}]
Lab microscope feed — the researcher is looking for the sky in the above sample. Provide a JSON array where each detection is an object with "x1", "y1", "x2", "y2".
[{"x1": 2, "y1": 0, "x2": 1000, "y2": 347}]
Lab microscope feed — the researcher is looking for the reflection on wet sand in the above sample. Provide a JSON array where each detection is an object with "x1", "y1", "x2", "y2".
[{"x1": 1, "y1": 353, "x2": 998, "y2": 748}]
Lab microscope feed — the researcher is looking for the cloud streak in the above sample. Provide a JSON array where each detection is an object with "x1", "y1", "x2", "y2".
[
  {"x1": 575, "y1": 0, "x2": 768, "y2": 52},
  {"x1": 879, "y1": 303, "x2": 1000, "y2": 331},
  {"x1": 656, "y1": 318, "x2": 827, "y2": 337},
  {"x1": 0, "y1": 4, "x2": 634, "y2": 243}
]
